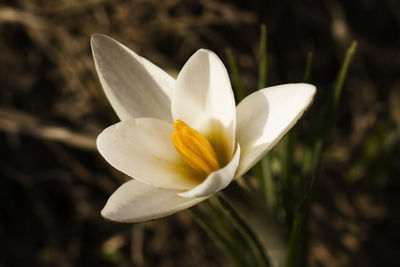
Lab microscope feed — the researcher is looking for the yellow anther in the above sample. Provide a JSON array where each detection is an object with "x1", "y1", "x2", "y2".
[{"x1": 171, "y1": 120, "x2": 220, "y2": 174}]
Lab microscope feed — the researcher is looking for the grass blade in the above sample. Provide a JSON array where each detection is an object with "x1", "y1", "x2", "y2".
[
  {"x1": 290, "y1": 42, "x2": 358, "y2": 267},
  {"x1": 255, "y1": 24, "x2": 274, "y2": 204},
  {"x1": 261, "y1": 154, "x2": 276, "y2": 209},
  {"x1": 226, "y1": 48, "x2": 245, "y2": 102},
  {"x1": 280, "y1": 133, "x2": 296, "y2": 227},
  {"x1": 333, "y1": 41, "x2": 357, "y2": 112},
  {"x1": 286, "y1": 195, "x2": 311, "y2": 267},
  {"x1": 258, "y1": 24, "x2": 268, "y2": 89}
]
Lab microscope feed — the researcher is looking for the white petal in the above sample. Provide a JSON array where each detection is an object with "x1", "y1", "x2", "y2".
[
  {"x1": 179, "y1": 144, "x2": 241, "y2": 198},
  {"x1": 235, "y1": 83, "x2": 316, "y2": 177},
  {"x1": 102, "y1": 179, "x2": 207, "y2": 223},
  {"x1": 97, "y1": 118, "x2": 203, "y2": 190},
  {"x1": 91, "y1": 34, "x2": 174, "y2": 121},
  {"x1": 172, "y1": 49, "x2": 236, "y2": 161}
]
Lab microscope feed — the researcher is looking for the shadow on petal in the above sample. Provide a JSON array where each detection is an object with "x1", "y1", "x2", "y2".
[{"x1": 178, "y1": 144, "x2": 240, "y2": 198}]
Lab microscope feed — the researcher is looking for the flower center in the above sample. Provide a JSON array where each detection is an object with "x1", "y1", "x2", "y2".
[{"x1": 171, "y1": 120, "x2": 220, "y2": 175}]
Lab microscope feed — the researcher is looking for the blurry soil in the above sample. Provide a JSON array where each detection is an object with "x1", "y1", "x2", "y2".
[{"x1": 0, "y1": 0, "x2": 399, "y2": 266}]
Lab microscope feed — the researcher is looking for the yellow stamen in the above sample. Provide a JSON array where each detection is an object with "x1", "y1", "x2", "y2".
[{"x1": 171, "y1": 120, "x2": 219, "y2": 174}]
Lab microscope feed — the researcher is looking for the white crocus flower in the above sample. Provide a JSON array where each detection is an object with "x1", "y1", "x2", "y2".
[{"x1": 91, "y1": 34, "x2": 316, "y2": 223}]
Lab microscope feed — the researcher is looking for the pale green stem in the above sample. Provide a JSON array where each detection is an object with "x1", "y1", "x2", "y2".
[{"x1": 217, "y1": 194, "x2": 271, "y2": 267}]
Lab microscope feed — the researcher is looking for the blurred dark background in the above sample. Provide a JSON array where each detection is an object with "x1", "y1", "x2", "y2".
[{"x1": 0, "y1": 0, "x2": 399, "y2": 266}]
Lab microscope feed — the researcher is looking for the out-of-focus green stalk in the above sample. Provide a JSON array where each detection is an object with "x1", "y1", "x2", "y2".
[
  {"x1": 217, "y1": 195, "x2": 271, "y2": 267},
  {"x1": 254, "y1": 156, "x2": 270, "y2": 202},
  {"x1": 260, "y1": 153, "x2": 276, "y2": 209},
  {"x1": 280, "y1": 132, "x2": 296, "y2": 227},
  {"x1": 297, "y1": 52, "x2": 314, "y2": 193},
  {"x1": 258, "y1": 24, "x2": 268, "y2": 89},
  {"x1": 301, "y1": 137, "x2": 324, "y2": 193},
  {"x1": 255, "y1": 24, "x2": 275, "y2": 205},
  {"x1": 226, "y1": 48, "x2": 245, "y2": 102},
  {"x1": 189, "y1": 208, "x2": 248, "y2": 267},
  {"x1": 286, "y1": 195, "x2": 311, "y2": 267},
  {"x1": 287, "y1": 139, "x2": 321, "y2": 267},
  {"x1": 303, "y1": 52, "x2": 313, "y2": 83},
  {"x1": 333, "y1": 42, "x2": 357, "y2": 112},
  {"x1": 303, "y1": 42, "x2": 357, "y2": 187},
  {"x1": 281, "y1": 50, "x2": 314, "y2": 227},
  {"x1": 288, "y1": 42, "x2": 357, "y2": 267}
]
